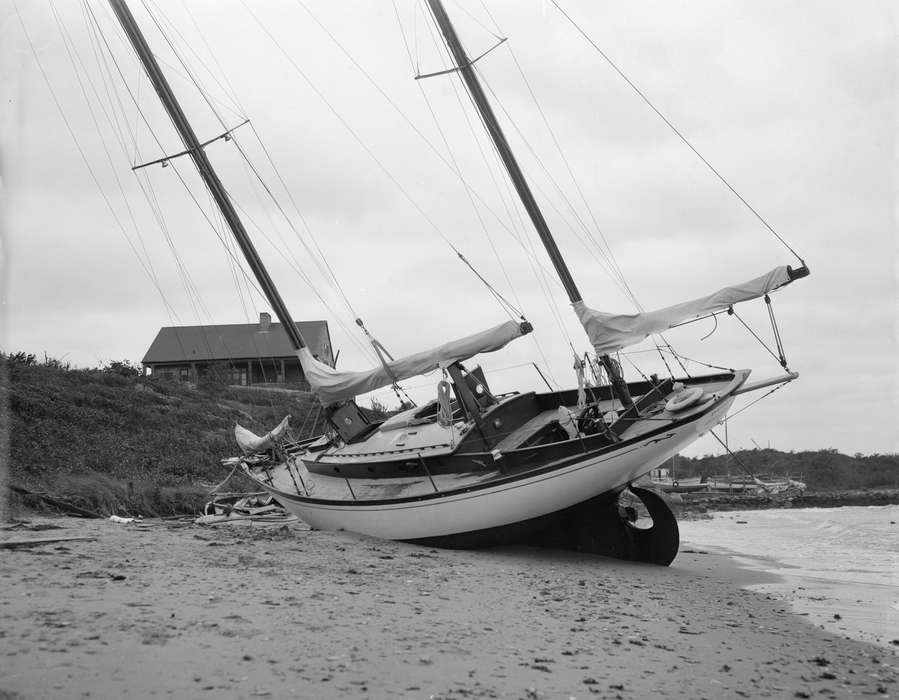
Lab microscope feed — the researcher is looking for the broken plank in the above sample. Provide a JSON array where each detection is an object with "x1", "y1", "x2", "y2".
[{"x1": 0, "y1": 536, "x2": 96, "y2": 549}]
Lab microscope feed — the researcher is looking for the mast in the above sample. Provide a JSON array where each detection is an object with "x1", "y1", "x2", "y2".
[
  {"x1": 426, "y1": 0, "x2": 580, "y2": 303},
  {"x1": 426, "y1": 0, "x2": 634, "y2": 406},
  {"x1": 107, "y1": 0, "x2": 306, "y2": 351}
]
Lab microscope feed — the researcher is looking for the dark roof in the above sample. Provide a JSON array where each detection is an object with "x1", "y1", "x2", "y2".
[{"x1": 142, "y1": 320, "x2": 332, "y2": 365}]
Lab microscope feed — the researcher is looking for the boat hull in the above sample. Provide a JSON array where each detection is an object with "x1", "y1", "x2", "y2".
[{"x1": 252, "y1": 394, "x2": 734, "y2": 544}]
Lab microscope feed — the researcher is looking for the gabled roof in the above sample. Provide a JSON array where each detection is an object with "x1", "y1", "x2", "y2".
[{"x1": 142, "y1": 320, "x2": 333, "y2": 365}]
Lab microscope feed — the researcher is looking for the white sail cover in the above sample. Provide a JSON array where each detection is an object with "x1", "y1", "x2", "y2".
[
  {"x1": 574, "y1": 265, "x2": 792, "y2": 355},
  {"x1": 298, "y1": 320, "x2": 528, "y2": 404},
  {"x1": 234, "y1": 415, "x2": 291, "y2": 454}
]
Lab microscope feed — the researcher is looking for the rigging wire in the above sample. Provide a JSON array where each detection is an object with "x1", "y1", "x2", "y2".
[
  {"x1": 549, "y1": 0, "x2": 806, "y2": 265},
  {"x1": 474, "y1": 72, "x2": 635, "y2": 304},
  {"x1": 292, "y1": 0, "x2": 570, "y2": 308},
  {"x1": 416, "y1": 38, "x2": 524, "y2": 319},
  {"x1": 54, "y1": 1, "x2": 238, "y2": 371},
  {"x1": 18, "y1": 1, "x2": 190, "y2": 344},
  {"x1": 409, "y1": 7, "x2": 530, "y2": 322},
  {"x1": 658, "y1": 350, "x2": 734, "y2": 374},
  {"x1": 242, "y1": 121, "x2": 365, "y2": 328},
  {"x1": 60, "y1": 5, "x2": 165, "y2": 293},
  {"x1": 148, "y1": 0, "x2": 368, "y2": 351},
  {"x1": 139, "y1": 0, "x2": 244, "y2": 126},
  {"x1": 145, "y1": 0, "x2": 245, "y2": 121},
  {"x1": 729, "y1": 307, "x2": 789, "y2": 370},
  {"x1": 82, "y1": 4, "x2": 260, "y2": 421},
  {"x1": 481, "y1": 3, "x2": 689, "y2": 379},
  {"x1": 398, "y1": 1, "x2": 563, "y2": 385},
  {"x1": 419, "y1": 0, "x2": 670, "y2": 385},
  {"x1": 476, "y1": 0, "x2": 687, "y2": 381},
  {"x1": 138, "y1": 0, "x2": 376, "y2": 365},
  {"x1": 417, "y1": 3, "x2": 573, "y2": 355},
  {"x1": 723, "y1": 380, "x2": 791, "y2": 422},
  {"x1": 240, "y1": 0, "x2": 530, "y2": 327},
  {"x1": 708, "y1": 428, "x2": 763, "y2": 484},
  {"x1": 498, "y1": 44, "x2": 637, "y2": 307}
]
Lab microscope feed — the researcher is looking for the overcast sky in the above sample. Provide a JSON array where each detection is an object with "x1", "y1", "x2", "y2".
[{"x1": 2, "y1": 1, "x2": 896, "y2": 457}]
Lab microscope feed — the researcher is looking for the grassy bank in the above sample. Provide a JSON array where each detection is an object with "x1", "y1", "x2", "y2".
[{"x1": 3, "y1": 354, "x2": 324, "y2": 517}]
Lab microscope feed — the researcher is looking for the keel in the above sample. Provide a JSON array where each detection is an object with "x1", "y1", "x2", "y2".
[
  {"x1": 527, "y1": 485, "x2": 680, "y2": 566},
  {"x1": 407, "y1": 485, "x2": 680, "y2": 566}
]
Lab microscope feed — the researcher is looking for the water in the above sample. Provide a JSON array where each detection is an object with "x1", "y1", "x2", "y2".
[{"x1": 678, "y1": 505, "x2": 899, "y2": 649}]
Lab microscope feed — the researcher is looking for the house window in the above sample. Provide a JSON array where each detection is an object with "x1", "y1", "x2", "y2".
[
  {"x1": 178, "y1": 367, "x2": 191, "y2": 382},
  {"x1": 227, "y1": 366, "x2": 248, "y2": 386}
]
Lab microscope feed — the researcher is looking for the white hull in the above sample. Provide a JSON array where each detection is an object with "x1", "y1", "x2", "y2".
[{"x1": 256, "y1": 396, "x2": 734, "y2": 541}]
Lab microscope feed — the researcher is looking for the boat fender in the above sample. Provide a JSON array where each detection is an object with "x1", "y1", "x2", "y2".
[
  {"x1": 665, "y1": 387, "x2": 704, "y2": 412},
  {"x1": 556, "y1": 406, "x2": 579, "y2": 439},
  {"x1": 437, "y1": 380, "x2": 453, "y2": 427}
]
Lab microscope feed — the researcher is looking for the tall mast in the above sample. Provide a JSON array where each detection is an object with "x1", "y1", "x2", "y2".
[
  {"x1": 108, "y1": 0, "x2": 306, "y2": 351},
  {"x1": 426, "y1": 0, "x2": 634, "y2": 405},
  {"x1": 425, "y1": 0, "x2": 581, "y2": 304}
]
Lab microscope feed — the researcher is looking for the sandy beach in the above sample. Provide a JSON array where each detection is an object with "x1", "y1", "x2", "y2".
[{"x1": 1, "y1": 516, "x2": 896, "y2": 699}]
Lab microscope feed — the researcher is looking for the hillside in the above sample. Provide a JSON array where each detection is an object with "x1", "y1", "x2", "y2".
[{"x1": 1, "y1": 353, "x2": 325, "y2": 516}]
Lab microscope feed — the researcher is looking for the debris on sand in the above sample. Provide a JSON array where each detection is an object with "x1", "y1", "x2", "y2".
[{"x1": 194, "y1": 492, "x2": 296, "y2": 526}]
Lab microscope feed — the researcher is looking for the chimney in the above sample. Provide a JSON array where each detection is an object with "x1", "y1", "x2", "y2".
[{"x1": 259, "y1": 312, "x2": 271, "y2": 333}]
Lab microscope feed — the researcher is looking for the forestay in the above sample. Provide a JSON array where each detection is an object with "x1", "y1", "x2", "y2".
[
  {"x1": 574, "y1": 265, "x2": 792, "y2": 355},
  {"x1": 298, "y1": 320, "x2": 530, "y2": 404}
]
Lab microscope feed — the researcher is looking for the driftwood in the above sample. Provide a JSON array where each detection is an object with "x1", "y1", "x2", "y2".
[
  {"x1": 10, "y1": 485, "x2": 103, "y2": 519},
  {"x1": 0, "y1": 535, "x2": 95, "y2": 549}
]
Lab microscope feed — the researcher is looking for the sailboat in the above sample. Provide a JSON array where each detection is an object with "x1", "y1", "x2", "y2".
[{"x1": 107, "y1": 0, "x2": 808, "y2": 565}]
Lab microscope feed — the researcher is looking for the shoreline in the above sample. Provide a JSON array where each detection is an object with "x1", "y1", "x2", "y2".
[
  {"x1": 12, "y1": 482, "x2": 899, "y2": 523},
  {"x1": 2, "y1": 516, "x2": 896, "y2": 698},
  {"x1": 679, "y1": 506, "x2": 899, "y2": 652},
  {"x1": 670, "y1": 487, "x2": 899, "y2": 517}
]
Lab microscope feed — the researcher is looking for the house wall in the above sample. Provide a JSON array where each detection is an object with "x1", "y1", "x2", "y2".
[{"x1": 146, "y1": 358, "x2": 309, "y2": 389}]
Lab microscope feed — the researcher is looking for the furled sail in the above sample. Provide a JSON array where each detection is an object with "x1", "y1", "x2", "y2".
[
  {"x1": 234, "y1": 415, "x2": 291, "y2": 454},
  {"x1": 574, "y1": 265, "x2": 793, "y2": 355},
  {"x1": 298, "y1": 320, "x2": 531, "y2": 404}
]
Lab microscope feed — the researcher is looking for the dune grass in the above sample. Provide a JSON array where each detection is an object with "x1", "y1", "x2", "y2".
[{"x1": 3, "y1": 354, "x2": 324, "y2": 517}]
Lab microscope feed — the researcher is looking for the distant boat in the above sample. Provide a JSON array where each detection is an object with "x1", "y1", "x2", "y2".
[
  {"x1": 648, "y1": 470, "x2": 806, "y2": 496},
  {"x1": 704, "y1": 475, "x2": 806, "y2": 496},
  {"x1": 104, "y1": 0, "x2": 809, "y2": 565}
]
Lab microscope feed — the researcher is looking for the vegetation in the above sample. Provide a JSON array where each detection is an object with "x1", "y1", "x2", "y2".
[
  {"x1": 674, "y1": 448, "x2": 899, "y2": 492},
  {"x1": 2, "y1": 352, "x2": 325, "y2": 517}
]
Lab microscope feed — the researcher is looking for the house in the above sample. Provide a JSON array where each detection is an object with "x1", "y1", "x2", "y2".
[{"x1": 142, "y1": 313, "x2": 333, "y2": 388}]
